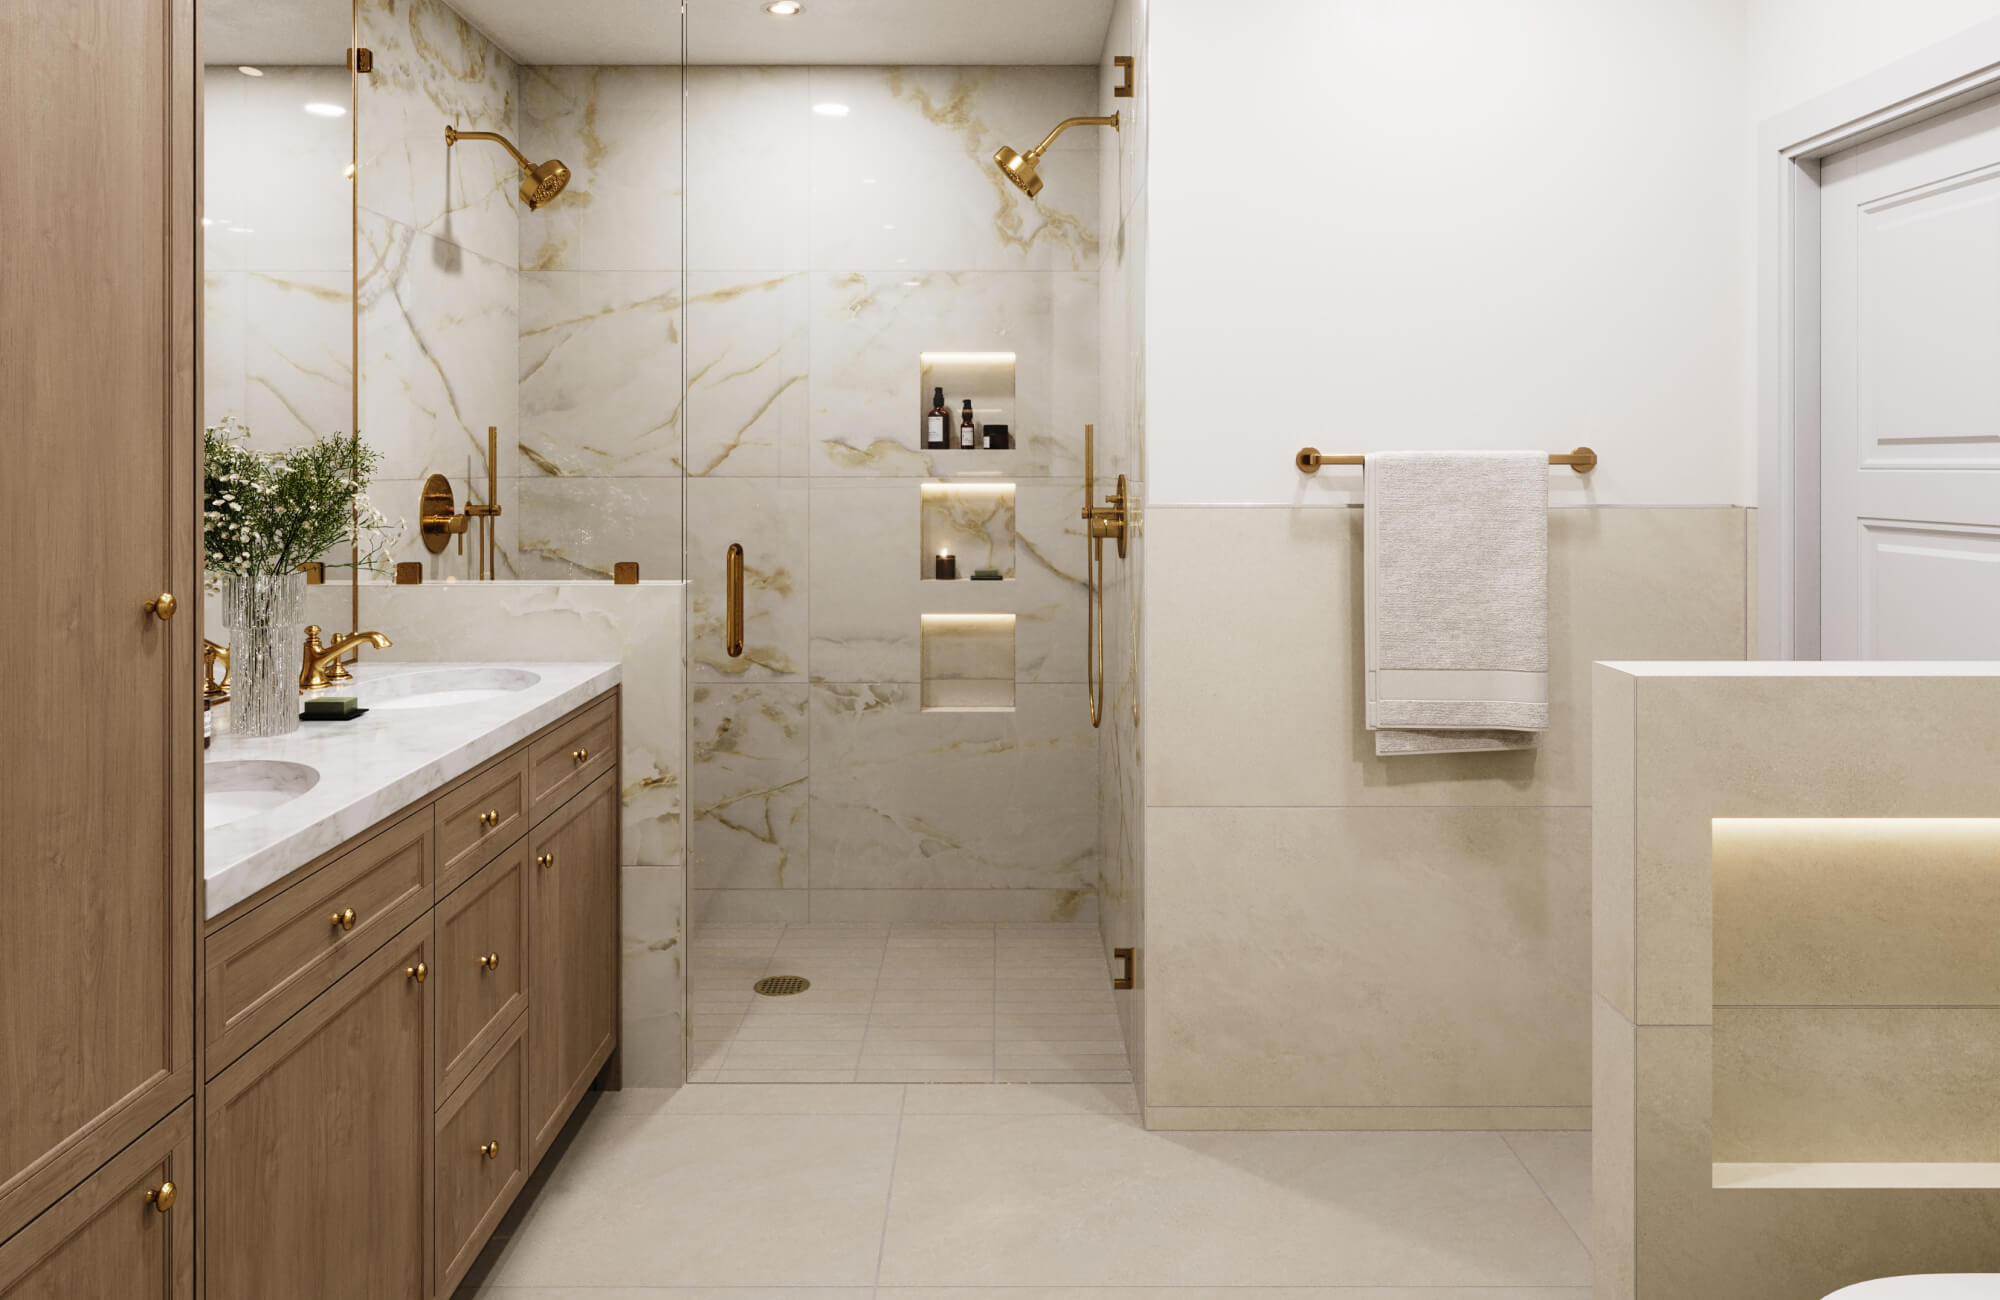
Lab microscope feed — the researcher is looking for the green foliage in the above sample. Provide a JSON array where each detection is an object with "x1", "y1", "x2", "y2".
[{"x1": 203, "y1": 421, "x2": 401, "y2": 581}]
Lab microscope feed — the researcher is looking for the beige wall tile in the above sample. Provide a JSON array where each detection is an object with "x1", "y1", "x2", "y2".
[
  {"x1": 1593, "y1": 664, "x2": 1637, "y2": 1020},
  {"x1": 1593, "y1": 996, "x2": 1636, "y2": 1300},
  {"x1": 1714, "y1": 818, "x2": 2000, "y2": 1007},
  {"x1": 1146, "y1": 506, "x2": 1746, "y2": 810},
  {"x1": 1146, "y1": 805, "x2": 1589, "y2": 1110},
  {"x1": 1714, "y1": 1007, "x2": 2000, "y2": 1163},
  {"x1": 1629, "y1": 674, "x2": 2000, "y2": 1025}
]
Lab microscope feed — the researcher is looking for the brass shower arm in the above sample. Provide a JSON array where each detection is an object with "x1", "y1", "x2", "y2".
[
  {"x1": 445, "y1": 126, "x2": 534, "y2": 174},
  {"x1": 1027, "y1": 112, "x2": 1120, "y2": 160}
]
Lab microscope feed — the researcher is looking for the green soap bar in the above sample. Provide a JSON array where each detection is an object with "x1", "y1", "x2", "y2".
[{"x1": 302, "y1": 695, "x2": 360, "y2": 718}]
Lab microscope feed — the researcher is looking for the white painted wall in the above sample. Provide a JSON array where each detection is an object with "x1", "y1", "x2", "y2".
[
  {"x1": 1747, "y1": 0, "x2": 2000, "y2": 122},
  {"x1": 1145, "y1": 0, "x2": 1753, "y2": 507}
]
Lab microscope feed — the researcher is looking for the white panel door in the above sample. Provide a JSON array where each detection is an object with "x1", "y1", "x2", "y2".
[{"x1": 1821, "y1": 93, "x2": 2000, "y2": 659}]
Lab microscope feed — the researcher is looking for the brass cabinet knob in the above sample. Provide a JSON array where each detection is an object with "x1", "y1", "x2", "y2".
[
  {"x1": 144, "y1": 1182, "x2": 177, "y2": 1212},
  {"x1": 329, "y1": 907, "x2": 357, "y2": 931},
  {"x1": 405, "y1": 962, "x2": 428, "y2": 983},
  {"x1": 570, "y1": 747, "x2": 589, "y2": 763},
  {"x1": 144, "y1": 592, "x2": 178, "y2": 621},
  {"x1": 479, "y1": 1141, "x2": 499, "y2": 1159},
  {"x1": 478, "y1": 952, "x2": 500, "y2": 970},
  {"x1": 479, "y1": 809, "x2": 500, "y2": 827},
  {"x1": 536, "y1": 853, "x2": 554, "y2": 869}
]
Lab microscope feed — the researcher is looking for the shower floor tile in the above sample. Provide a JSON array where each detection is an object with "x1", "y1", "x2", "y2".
[{"x1": 688, "y1": 922, "x2": 1133, "y2": 1085}]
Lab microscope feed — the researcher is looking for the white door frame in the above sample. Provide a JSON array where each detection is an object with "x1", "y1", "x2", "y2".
[{"x1": 1759, "y1": 16, "x2": 2000, "y2": 659}]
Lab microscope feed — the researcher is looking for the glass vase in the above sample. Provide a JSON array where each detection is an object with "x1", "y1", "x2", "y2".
[{"x1": 224, "y1": 570, "x2": 306, "y2": 738}]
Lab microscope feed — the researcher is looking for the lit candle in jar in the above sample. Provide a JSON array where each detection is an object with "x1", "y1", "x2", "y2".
[{"x1": 935, "y1": 549, "x2": 957, "y2": 580}]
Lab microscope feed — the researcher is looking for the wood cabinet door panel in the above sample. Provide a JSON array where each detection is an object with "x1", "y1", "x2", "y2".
[
  {"x1": 0, "y1": 0, "x2": 197, "y2": 1241},
  {"x1": 435, "y1": 844, "x2": 529, "y2": 1098},
  {"x1": 528, "y1": 770, "x2": 620, "y2": 1163},
  {"x1": 434, "y1": 1018, "x2": 527, "y2": 1298},
  {"x1": 0, "y1": 1104, "x2": 193, "y2": 1300},
  {"x1": 205, "y1": 920, "x2": 433, "y2": 1300}
]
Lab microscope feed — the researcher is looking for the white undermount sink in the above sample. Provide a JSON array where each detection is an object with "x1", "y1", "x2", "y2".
[
  {"x1": 205, "y1": 759, "x2": 320, "y2": 830},
  {"x1": 360, "y1": 666, "x2": 543, "y2": 712}
]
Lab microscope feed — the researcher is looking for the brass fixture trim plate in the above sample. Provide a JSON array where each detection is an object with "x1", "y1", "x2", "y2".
[
  {"x1": 420, "y1": 473, "x2": 462, "y2": 554},
  {"x1": 753, "y1": 975, "x2": 811, "y2": 997}
]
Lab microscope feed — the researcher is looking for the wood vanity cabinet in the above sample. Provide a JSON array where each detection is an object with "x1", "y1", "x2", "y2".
[{"x1": 197, "y1": 689, "x2": 621, "y2": 1300}]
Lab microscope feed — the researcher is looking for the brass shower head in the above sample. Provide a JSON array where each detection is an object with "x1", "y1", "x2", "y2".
[
  {"x1": 992, "y1": 112, "x2": 1119, "y2": 199},
  {"x1": 444, "y1": 125, "x2": 572, "y2": 210}
]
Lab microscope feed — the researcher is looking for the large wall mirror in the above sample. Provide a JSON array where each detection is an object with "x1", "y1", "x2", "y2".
[{"x1": 202, "y1": 0, "x2": 355, "y2": 453}]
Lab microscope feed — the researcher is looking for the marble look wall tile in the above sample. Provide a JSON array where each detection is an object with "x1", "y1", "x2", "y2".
[
  {"x1": 1713, "y1": 1007, "x2": 2000, "y2": 1163},
  {"x1": 205, "y1": 66, "x2": 353, "y2": 275},
  {"x1": 356, "y1": 0, "x2": 520, "y2": 269},
  {"x1": 920, "y1": 484, "x2": 1015, "y2": 577},
  {"x1": 807, "y1": 68, "x2": 1100, "y2": 272},
  {"x1": 690, "y1": 682, "x2": 810, "y2": 893},
  {"x1": 684, "y1": 272, "x2": 811, "y2": 477},
  {"x1": 357, "y1": 211, "x2": 519, "y2": 481},
  {"x1": 622, "y1": 862, "x2": 685, "y2": 1086},
  {"x1": 808, "y1": 479, "x2": 920, "y2": 683},
  {"x1": 692, "y1": 888, "x2": 812, "y2": 926},
  {"x1": 519, "y1": 269, "x2": 681, "y2": 477},
  {"x1": 519, "y1": 65, "x2": 683, "y2": 273},
  {"x1": 808, "y1": 271, "x2": 1094, "y2": 478},
  {"x1": 243, "y1": 271, "x2": 353, "y2": 442},
  {"x1": 1145, "y1": 804, "x2": 1591, "y2": 1110},
  {"x1": 688, "y1": 477, "x2": 809, "y2": 681},
  {"x1": 204, "y1": 271, "x2": 247, "y2": 430},
  {"x1": 1012, "y1": 482, "x2": 1089, "y2": 684},
  {"x1": 808, "y1": 683, "x2": 1096, "y2": 894},
  {"x1": 686, "y1": 67, "x2": 810, "y2": 272},
  {"x1": 1145, "y1": 506, "x2": 1748, "y2": 809},
  {"x1": 515, "y1": 476, "x2": 682, "y2": 582}
]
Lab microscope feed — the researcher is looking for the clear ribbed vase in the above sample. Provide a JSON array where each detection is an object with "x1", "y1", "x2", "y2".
[{"x1": 224, "y1": 570, "x2": 306, "y2": 738}]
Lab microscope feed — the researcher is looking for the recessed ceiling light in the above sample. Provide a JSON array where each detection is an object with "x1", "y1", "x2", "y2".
[
  {"x1": 764, "y1": 0, "x2": 803, "y2": 14},
  {"x1": 812, "y1": 102, "x2": 849, "y2": 117},
  {"x1": 304, "y1": 102, "x2": 346, "y2": 117},
  {"x1": 236, "y1": 65, "x2": 264, "y2": 77}
]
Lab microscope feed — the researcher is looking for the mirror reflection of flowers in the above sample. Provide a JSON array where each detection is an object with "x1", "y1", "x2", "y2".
[{"x1": 202, "y1": 419, "x2": 404, "y2": 584}]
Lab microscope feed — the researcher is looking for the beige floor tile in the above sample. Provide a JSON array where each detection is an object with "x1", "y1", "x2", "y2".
[
  {"x1": 587, "y1": 1088, "x2": 681, "y2": 1117},
  {"x1": 877, "y1": 1118, "x2": 1592, "y2": 1286},
  {"x1": 856, "y1": 1067, "x2": 996, "y2": 1083},
  {"x1": 712, "y1": 1069, "x2": 861, "y2": 1083},
  {"x1": 486, "y1": 1113, "x2": 899, "y2": 1286},
  {"x1": 873, "y1": 1290, "x2": 1591, "y2": 1299},
  {"x1": 666, "y1": 1084, "x2": 906, "y2": 1115},
  {"x1": 992, "y1": 1069, "x2": 1134, "y2": 1084},
  {"x1": 473, "y1": 1288, "x2": 873, "y2": 1298},
  {"x1": 902, "y1": 1083, "x2": 1139, "y2": 1115},
  {"x1": 735, "y1": 1014, "x2": 872, "y2": 1041},
  {"x1": 1502, "y1": 1131, "x2": 1591, "y2": 1246}
]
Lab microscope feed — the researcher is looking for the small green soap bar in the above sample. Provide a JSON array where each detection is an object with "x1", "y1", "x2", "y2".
[{"x1": 302, "y1": 695, "x2": 360, "y2": 719}]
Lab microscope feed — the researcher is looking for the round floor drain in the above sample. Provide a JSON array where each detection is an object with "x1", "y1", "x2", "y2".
[{"x1": 753, "y1": 975, "x2": 811, "y2": 997}]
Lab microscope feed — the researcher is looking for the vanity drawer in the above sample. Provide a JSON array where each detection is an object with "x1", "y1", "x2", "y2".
[
  {"x1": 435, "y1": 1016, "x2": 528, "y2": 1300},
  {"x1": 435, "y1": 842, "x2": 530, "y2": 1098},
  {"x1": 204, "y1": 805, "x2": 433, "y2": 1077},
  {"x1": 527, "y1": 694, "x2": 618, "y2": 821},
  {"x1": 435, "y1": 749, "x2": 529, "y2": 896}
]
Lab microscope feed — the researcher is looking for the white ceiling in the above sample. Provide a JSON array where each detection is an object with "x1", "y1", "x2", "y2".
[
  {"x1": 204, "y1": 0, "x2": 350, "y2": 66},
  {"x1": 449, "y1": 0, "x2": 1116, "y2": 66}
]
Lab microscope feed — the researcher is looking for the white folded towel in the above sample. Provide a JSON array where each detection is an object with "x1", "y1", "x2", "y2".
[{"x1": 1364, "y1": 450, "x2": 1549, "y2": 756}]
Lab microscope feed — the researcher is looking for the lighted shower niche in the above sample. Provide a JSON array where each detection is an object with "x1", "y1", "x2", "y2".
[
  {"x1": 1711, "y1": 817, "x2": 2000, "y2": 1190},
  {"x1": 920, "y1": 483, "x2": 1015, "y2": 580},
  {"x1": 920, "y1": 614, "x2": 1015, "y2": 712},
  {"x1": 919, "y1": 352, "x2": 1016, "y2": 452}
]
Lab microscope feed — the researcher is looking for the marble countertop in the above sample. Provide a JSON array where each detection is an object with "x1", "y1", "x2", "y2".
[{"x1": 204, "y1": 661, "x2": 620, "y2": 920}]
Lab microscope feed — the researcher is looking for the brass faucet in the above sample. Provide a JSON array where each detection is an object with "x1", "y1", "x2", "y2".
[
  {"x1": 202, "y1": 639, "x2": 232, "y2": 704},
  {"x1": 299, "y1": 625, "x2": 392, "y2": 692}
]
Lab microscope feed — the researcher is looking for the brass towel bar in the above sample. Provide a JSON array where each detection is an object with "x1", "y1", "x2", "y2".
[{"x1": 1295, "y1": 446, "x2": 1598, "y2": 475}]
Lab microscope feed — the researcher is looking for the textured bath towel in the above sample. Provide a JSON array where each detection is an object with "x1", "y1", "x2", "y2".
[{"x1": 1364, "y1": 450, "x2": 1549, "y2": 756}]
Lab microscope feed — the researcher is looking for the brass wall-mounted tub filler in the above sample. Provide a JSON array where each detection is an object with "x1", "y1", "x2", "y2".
[
  {"x1": 419, "y1": 426, "x2": 505, "y2": 579},
  {"x1": 1081, "y1": 424, "x2": 1130, "y2": 729},
  {"x1": 444, "y1": 125, "x2": 571, "y2": 210}
]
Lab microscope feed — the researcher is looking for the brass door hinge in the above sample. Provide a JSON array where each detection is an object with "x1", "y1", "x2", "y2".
[
  {"x1": 349, "y1": 47, "x2": 373, "y2": 73},
  {"x1": 1113, "y1": 947, "x2": 1135, "y2": 990}
]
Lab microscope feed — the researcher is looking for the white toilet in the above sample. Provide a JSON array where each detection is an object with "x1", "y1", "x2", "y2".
[{"x1": 1828, "y1": 1279, "x2": 2000, "y2": 1298}]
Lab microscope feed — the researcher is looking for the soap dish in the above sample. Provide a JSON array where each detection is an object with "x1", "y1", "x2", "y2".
[{"x1": 299, "y1": 707, "x2": 370, "y2": 723}]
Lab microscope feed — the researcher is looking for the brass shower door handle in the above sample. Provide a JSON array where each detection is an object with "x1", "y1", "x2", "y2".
[{"x1": 725, "y1": 543, "x2": 745, "y2": 658}]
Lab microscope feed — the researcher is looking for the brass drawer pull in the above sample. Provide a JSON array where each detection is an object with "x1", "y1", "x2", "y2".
[
  {"x1": 536, "y1": 853, "x2": 554, "y2": 869},
  {"x1": 143, "y1": 1182, "x2": 177, "y2": 1212},
  {"x1": 478, "y1": 952, "x2": 500, "y2": 970},
  {"x1": 329, "y1": 907, "x2": 357, "y2": 931},
  {"x1": 405, "y1": 962, "x2": 428, "y2": 983},
  {"x1": 570, "y1": 747, "x2": 589, "y2": 763},
  {"x1": 479, "y1": 1141, "x2": 500, "y2": 1159},
  {"x1": 479, "y1": 809, "x2": 500, "y2": 827}
]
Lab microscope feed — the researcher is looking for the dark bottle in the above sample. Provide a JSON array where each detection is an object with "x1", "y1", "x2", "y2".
[
  {"x1": 959, "y1": 399, "x2": 976, "y2": 450},
  {"x1": 926, "y1": 387, "x2": 949, "y2": 450}
]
